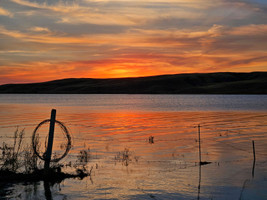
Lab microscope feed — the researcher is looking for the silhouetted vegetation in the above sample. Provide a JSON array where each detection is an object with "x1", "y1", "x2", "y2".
[
  {"x1": 149, "y1": 136, "x2": 154, "y2": 144},
  {"x1": 0, "y1": 128, "x2": 25, "y2": 173},
  {"x1": 0, "y1": 72, "x2": 266, "y2": 94},
  {"x1": 115, "y1": 148, "x2": 132, "y2": 166},
  {"x1": 0, "y1": 129, "x2": 92, "y2": 185}
]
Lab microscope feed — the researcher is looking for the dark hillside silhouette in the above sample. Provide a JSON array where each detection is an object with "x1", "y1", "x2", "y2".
[{"x1": 0, "y1": 72, "x2": 266, "y2": 94}]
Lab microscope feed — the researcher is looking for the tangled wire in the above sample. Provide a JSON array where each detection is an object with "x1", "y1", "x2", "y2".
[{"x1": 32, "y1": 119, "x2": 72, "y2": 162}]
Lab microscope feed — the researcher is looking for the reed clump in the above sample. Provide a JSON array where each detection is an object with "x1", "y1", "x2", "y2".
[
  {"x1": 0, "y1": 128, "x2": 25, "y2": 173},
  {"x1": 0, "y1": 129, "x2": 92, "y2": 183},
  {"x1": 115, "y1": 148, "x2": 132, "y2": 166}
]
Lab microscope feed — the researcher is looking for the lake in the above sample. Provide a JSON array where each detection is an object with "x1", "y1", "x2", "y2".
[{"x1": 0, "y1": 94, "x2": 267, "y2": 199}]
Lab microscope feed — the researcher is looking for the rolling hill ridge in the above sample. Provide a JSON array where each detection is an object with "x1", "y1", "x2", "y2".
[{"x1": 0, "y1": 72, "x2": 266, "y2": 94}]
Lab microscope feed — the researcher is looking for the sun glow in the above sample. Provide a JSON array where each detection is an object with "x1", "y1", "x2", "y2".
[{"x1": 0, "y1": 0, "x2": 266, "y2": 84}]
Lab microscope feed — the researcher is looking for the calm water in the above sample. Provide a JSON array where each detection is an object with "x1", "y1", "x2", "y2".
[{"x1": 0, "y1": 94, "x2": 267, "y2": 200}]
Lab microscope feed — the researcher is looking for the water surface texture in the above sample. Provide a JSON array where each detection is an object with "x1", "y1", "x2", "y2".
[{"x1": 0, "y1": 94, "x2": 267, "y2": 200}]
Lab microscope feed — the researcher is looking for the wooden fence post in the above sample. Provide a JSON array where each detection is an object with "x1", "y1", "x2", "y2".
[
  {"x1": 252, "y1": 140, "x2": 256, "y2": 178},
  {"x1": 44, "y1": 109, "x2": 56, "y2": 172},
  {"x1": 252, "y1": 140, "x2": 256, "y2": 162},
  {"x1": 198, "y1": 124, "x2": 202, "y2": 164}
]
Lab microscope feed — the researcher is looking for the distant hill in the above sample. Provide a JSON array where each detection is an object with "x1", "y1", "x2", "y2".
[{"x1": 0, "y1": 72, "x2": 267, "y2": 94}]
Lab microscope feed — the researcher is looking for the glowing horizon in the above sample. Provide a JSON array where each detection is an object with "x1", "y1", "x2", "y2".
[{"x1": 0, "y1": 0, "x2": 266, "y2": 84}]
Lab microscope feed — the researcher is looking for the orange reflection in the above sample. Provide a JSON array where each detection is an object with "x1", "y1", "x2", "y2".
[{"x1": 1, "y1": 104, "x2": 267, "y2": 199}]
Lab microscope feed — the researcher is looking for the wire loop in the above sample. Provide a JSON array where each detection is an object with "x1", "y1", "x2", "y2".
[{"x1": 32, "y1": 119, "x2": 72, "y2": 162}]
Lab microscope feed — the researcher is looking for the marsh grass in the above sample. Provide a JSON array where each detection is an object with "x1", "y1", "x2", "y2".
[
  {"x1": 0, "y1": 128, "x2": 25, "y2": 172},
  {"x1": 73, "y1": 146, "x2": 94, "y2": 178},
  {"x1": 23, "y1": 144, "x2": 39, "y2": 174},
  {"x1": 0, "y1": 129, "x2": 92, "y2": 184},
  {"x1": 149, "y1": 136, "x2": 154, "y2": 144},
  {"x1": 115, "y1": 148, "x2": 132, "y2": 166},
  {"x1": 77, "y1": 148, "x2": 91, "y2": 164}
]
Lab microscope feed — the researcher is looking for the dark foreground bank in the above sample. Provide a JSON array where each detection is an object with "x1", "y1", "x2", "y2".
[{"x1": 0, "y1": 72, "x2": 266, "y2": 94}]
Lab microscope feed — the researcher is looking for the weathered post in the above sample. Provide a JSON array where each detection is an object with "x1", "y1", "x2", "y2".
[
  {"x1": 197, "y1": 164, "x2": 201, "y2": 200},
  {"x1": 252, "y1": 140, "x2": 256, "y2": 178},
  {"x1": 252, "y1": 140, "x2": 256, "y2": 162},
  {"x1": 198, "y1": 124, "x2": 202, "y2": 164},
  {"x1": 44, "y1": 109, "x2": 56, "y2": 172}
]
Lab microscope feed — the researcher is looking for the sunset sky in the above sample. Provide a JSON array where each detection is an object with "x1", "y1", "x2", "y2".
[{"x1": 0, "y1": 0, "x2": 266, "y2": 84}]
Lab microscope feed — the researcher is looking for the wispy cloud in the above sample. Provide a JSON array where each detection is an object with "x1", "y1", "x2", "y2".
[
  {"x1": 0, "y1": 0, "x2": 266, "y2": 83},
  {"x1": 29, "y1": 26, "x2": 51, "y2": 33},
  {"x1": 0, "y1": 7, "x2": 13, "y2": 17}
]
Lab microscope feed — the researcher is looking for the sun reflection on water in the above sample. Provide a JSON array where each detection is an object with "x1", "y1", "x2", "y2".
[{"x1": 0, "y1": 95, "x2": 267, "y2": 199}]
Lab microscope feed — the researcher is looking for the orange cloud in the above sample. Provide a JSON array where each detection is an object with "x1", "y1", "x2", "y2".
[
  {"x1": 0, "y1": 7, "x2": 13, "y2": 17},
  {"x1": 0, "y1": 0, "x2": 266, "y2": 84},
  {"x1": 1, "y1": 48, "x2": 266, "y2": 85}
]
